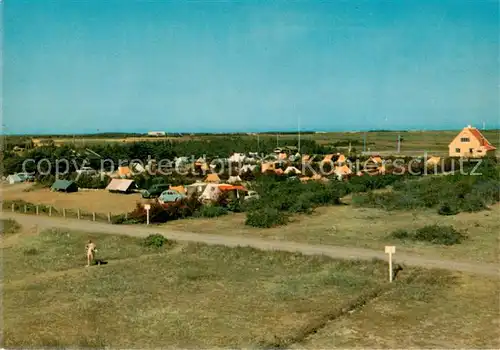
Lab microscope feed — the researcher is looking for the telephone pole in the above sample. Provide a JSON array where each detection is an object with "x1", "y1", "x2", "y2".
[{"x1": 298, "y1": 116, "x2": 301, "y2": 154}]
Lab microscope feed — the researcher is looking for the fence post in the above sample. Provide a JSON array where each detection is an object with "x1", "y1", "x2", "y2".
[
  {"x1": 107, "y1": 212, "x2": 111, "y2": 223},
  {"x1": 63, "y1": 208, "x2": 66, "y2": 218},
  {"x1": 24, "y1": 205, "x2": 27, "y2": 213},
  {"x1": 125, "y1": 212, "x2": 128, "y2": 220},
  {"x1": 49, "y1": 206, "x2": 52, "y2": 217},
  {"x1": 11, "y1": 203, "x2": 14, "y2": 212},
  {"x1": 36, "y1": 205, "x2": 39, "y2": 215},
  {"x1": 77, "y1": 209, "x2": 80, "y2": 220},
  {"x1": 92, "y1": 212, "x2": 96, "y2": 221}
]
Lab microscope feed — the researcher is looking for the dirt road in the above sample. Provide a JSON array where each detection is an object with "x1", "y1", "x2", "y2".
[{"x1": 2, "y1": 212, "x2": 498, "y2": 277}]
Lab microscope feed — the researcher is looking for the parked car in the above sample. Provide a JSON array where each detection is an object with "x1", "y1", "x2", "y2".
[
  {"x1": 244, "y1": 190, "x2": 260, "y2": 201},
  {"x1": 76, "y1": 166, "x2": 97, "y2": 176},
  {"x1": 142, "y1": 184, "x2": 171, "y2": 198}
]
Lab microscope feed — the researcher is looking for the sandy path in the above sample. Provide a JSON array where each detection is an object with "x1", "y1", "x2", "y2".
[{"x1": 2, "y1": 212, "x2": 499, "y2": 277}]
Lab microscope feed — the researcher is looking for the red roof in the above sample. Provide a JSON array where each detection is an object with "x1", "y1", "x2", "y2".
[{"x1": 468, "y1": 128, "x2": 496, "y2": 151}]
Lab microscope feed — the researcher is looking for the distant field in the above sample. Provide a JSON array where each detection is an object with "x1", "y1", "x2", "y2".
[
  {"x1": 2, "y1": 222, "x2": 498, "y2": 348},
  {"x1": 25, "y1": 129, "x2": 500, "y2": 156}
]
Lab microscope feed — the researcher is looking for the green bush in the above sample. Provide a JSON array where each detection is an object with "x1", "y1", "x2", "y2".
[
  {"x1": 142, "y1": 234, "x2": 168, "y2": 248},
  {"x1": 353, "y1": 161, "x2": 499, "y2": 215},
  {"x1": 437, "y1": 202, "x2": 459, "y2": 216},
  {"x1": 245, "y1": 208, "x2": 288, "y2": 228},
  {"x1": 195, "y1": 205, "x2": 228, "y2": 218},
  {"x1": 390, "y1": 225, "x2": 467, "y2": 245},
  {"x1": 391, "y1": 229, "x2": 410, "y2": 239},
  {"x1": 1, "y1": 219, "x2": 21, "y2": 234}
]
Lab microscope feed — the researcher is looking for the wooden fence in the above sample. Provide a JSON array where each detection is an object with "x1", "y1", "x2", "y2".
[{"x1": 2, "y1": 201, "x2": 129, "y2": 224}]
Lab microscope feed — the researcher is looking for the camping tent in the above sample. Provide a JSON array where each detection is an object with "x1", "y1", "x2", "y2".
[
  {"x1": 261, "y1": 162, "x2": 275, "y2": 173},
  {"x1": 51, "y1": 180, "x2": 78, "y2": 193},
  {"x1": 7, "y1": 174, "x2": 22, "y2": 184},
  {"x1": 204, "y1": 173, "x2": 221, "y2": 183},
  {"x1": 334, "y1": 165, "x2": 353, "y2": 180},
  {"x1": 239, "y1": 164, "x2": 256, "y2": 174},
  {"x1": 186, "y1": 182, "x2": 207, "y2": 197},
  {"x1": 199, "y1": 184, "x2": 221, "y2": 202},
  {"x1": 169, "y1": 185, "x2": 186, "y2": 195},
  {"x1": 284, "y1": 166, "x2": 301, "y2": 175},
  {"x1": 118, "y1": 166, "x2": 132, "y2": 178},
  {"x1": 227, "y1": 175, "x2": 242, "y2": 184},
  {"x1": 106, "y1": 179, "x2": 135, "y2": 193},
  {"x1": 158, "y1": 190, "x2": 186, "y2": 204},
  {"x1": 228, "y1": 153, "x2": 246, "y2": 163}
]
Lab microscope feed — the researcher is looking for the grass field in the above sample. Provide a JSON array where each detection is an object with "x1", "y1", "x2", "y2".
[
  {"x1": 27, "y1": 129, "x2": 500, "y2": 156},
  {"x1": 1, "y1": 220, "x2": 499, "y2": 348},
  {"x1": 162, "y1": 203, "x2": 500, "y2": 264}
]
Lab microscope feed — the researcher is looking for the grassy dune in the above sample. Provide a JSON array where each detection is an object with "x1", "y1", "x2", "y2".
[{"x1": 2, "y1": 223, "x2": 498, "y2": 348}]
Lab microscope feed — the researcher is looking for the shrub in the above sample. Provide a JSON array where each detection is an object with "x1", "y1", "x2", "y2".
[
  {"x1": 391, "y1": 229, "x2": 410, "y2": 239},
  {"x1": 142, "y1": 233, "x2": 168, "y2": 248},
  {"x1": 414, "y1": 225, "x2": 467, "y2": 245},
  {"x1": 245, "y1": 208, "x2": 288, "y2": 228},
  {"x1": 227, "y1": 199, "x2": 245, "y2": 213},
  {"x1": 195, "y1": 205, "x2": 228, "y2": 218},
  {"x1": 353, "y1": 161, "x2": 500, "y2": 216},
  {"x1": 437, "y1": 202, "x2": 459, "y2": 216},
  {"x1": 390, "y1": 225, "x2": 467, "y2": 246},
  {"x1": 1, "y1": 219, "x2": 21, "y2": 234}
]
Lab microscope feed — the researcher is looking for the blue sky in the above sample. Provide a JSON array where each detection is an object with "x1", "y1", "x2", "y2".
[{"x1": 4, "y1": 0, "x2": 499, "y2": 134}]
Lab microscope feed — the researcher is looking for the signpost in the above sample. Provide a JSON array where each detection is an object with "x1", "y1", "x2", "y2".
[
  {"x1": 385, "y1": 245, "x2": 396, "y2": 282},
  {"x1": 144, "y1": 204, "x2": 151, "y2": 226}
]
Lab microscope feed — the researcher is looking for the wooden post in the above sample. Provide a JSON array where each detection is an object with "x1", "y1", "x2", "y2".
[
  {"x1": 36, "y1": 205, "x2": 39, "y2": 215},
  {"x1": 125, "y1": 212, "x2": 128, "y2": 220},
  {"x1": 385, "y1": 246, "x2": 396, "y2": 283},
  {"x1": 63, "y1": 208, "x2": 66, "y2": 218},
  {"x1": 92, "y1": 212, "x2": 96, "y2": 221},
  {"x1": 77, "y1": 209, "x2": 80, "y2": 220},
  {"x1": 24, "y1": 205, "x2": 27, "y2": 213},
  {"x1": 11, "y1": 203, "x2": 14, "y2": 212},
  {"x1": 107, "y1": 212, "x2": 111, "y2": 223},
  {"x1": 49, "y1": 206, "x2": 52, "y2": 217}
]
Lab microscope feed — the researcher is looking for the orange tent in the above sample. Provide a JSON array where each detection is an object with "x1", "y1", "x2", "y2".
[
  {"x1": 261, "y1": 162, "x2": 275, "y2": 173},
  {"x1": 169, "y1": 185, "x2": 186, "y2": 194},
  {"x1": 278, "y1": 152, "x2": 288, "y2": 160},
  {"x1": 204, "y1": 173, "x2": 221, "y2": 183},
  {"x1": 337, "y1": 154, "x2": 346, "y2": 163},
  {"x1": 218, "y1": 184, "x2": 247, "y2": 192},
  {"x1": 118, "y1": 166, "x2": 132, "y2": 178},
  {"x1": 274, "y1": 168, "x2": 284, "y2": 175},
  {"x1": 322, "y1": 154, "x2": 334, "y2": 162}
]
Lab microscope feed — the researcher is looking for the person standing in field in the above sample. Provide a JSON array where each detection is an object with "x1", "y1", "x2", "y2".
[{"x1": 85, "y1": 240, "x2": 97, "y2": 267}]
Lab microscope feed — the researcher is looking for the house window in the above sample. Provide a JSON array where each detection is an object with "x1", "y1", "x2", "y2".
[
  {"x1": 469, "y1": 148, "x2": 473, "y2": 153},
  {"x1": 478, "y1": 150, "x2": 483, "y2": 153},
  {"x1": 455, "y1": 148, "x2": 460, "y2": 153},
  {"x1": 460, "y1": 137, "x2": 470, "y2": 142}
]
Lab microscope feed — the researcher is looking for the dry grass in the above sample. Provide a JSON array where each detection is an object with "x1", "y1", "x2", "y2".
[
  {"x1": 163, "y1": 203, "x2": 500, "y2": 264},
  {"x1": 1, "y1": 186, "x2": 147, "y2": 215},
  {"x1": 2, "y1": 226, "x2": 498, "y2": 348},
  {"x1": 2, "y1": 228, "x2": 389, "y2": 348},
  {"x1": 294, "y1": 272, "x2": 500, "y2": 348}
]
